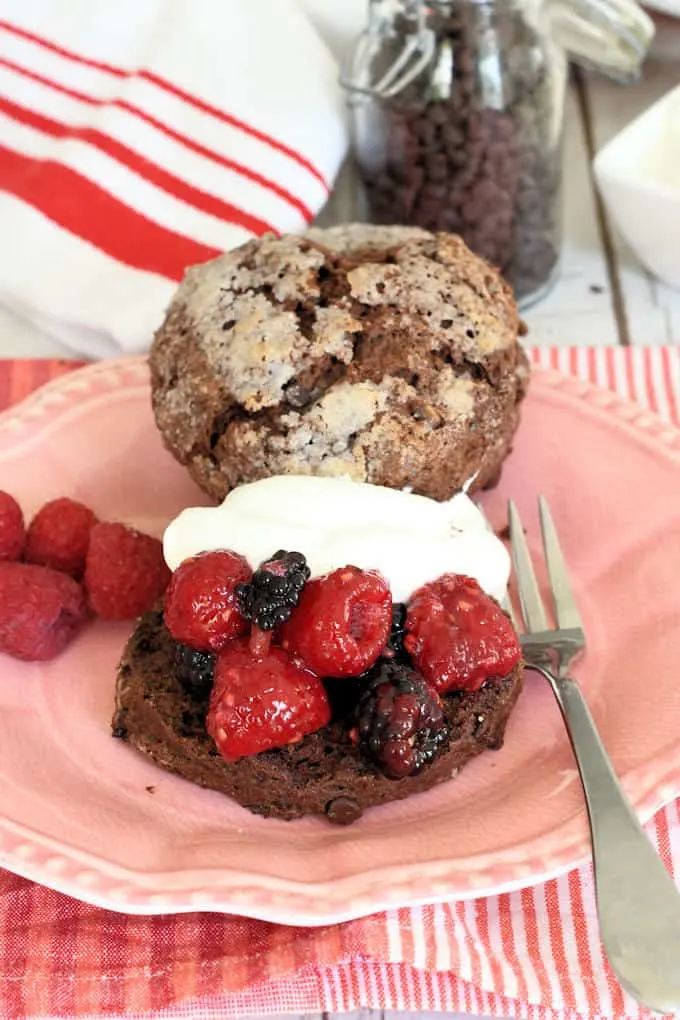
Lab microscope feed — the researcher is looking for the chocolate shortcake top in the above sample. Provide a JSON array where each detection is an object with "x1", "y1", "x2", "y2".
[{"x1": 149, "y1": 224, "x2": 528, "y2": 502}]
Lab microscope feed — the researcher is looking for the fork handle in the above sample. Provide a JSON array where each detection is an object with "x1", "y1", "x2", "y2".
[{"x1": 531, "y1": 665, "x2": 680, "y2": 1013}]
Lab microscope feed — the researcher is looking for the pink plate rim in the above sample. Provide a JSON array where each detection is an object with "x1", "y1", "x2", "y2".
[{"x1": 1, "y1": 356, "x2": 680, "y2": 924}]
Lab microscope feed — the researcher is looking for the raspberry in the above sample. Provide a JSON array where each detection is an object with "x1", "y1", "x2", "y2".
[
  {"x1": 174, "y1": 643, "x2": 215, "y2": 699},
  {"x1": 84, "y1": 522, "x2": 171, "y2": 620},
  {"x1": 25, "y1": 497, "x2": 98, "y2": 577},
  {"x1": 0, "y1": 561, "x2": 88, "y2": 660},
  {"x1": 236, "y1": 550, "x2": 309, "y2": 630},
  {"x1": 405, "y1": 574, "x2": 521, "y2": 693},
  {"x1": 354, "y1": 660, "x2": 448, "y2": 778},
  {"x1": 164, "y1": 550, "x2": 251, "y2": 652},
  {"x1": 206, "y1": 640, "x2": 330, "y2": 761},
  {"x1": 0, "y1": 491, "x2": 25, "y2": 561},
  {"x1": 280, "y1": 566, "x2": 392, "y2": 677}
]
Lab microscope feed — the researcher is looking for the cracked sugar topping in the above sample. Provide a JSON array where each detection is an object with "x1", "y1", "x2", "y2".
[
  {"x1": 150, "y1": 225, "x2": 526, "y2": 502},
  {"x1": 167, "y1": 228, "x2": 518, "y2": 410}
]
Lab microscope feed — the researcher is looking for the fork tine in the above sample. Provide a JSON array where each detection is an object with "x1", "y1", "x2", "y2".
[
  {"x1": 538, "y1": 496, "x2": 584, "y2": 633},
  {"x1": 508, "y1": 500, "x2": 549, "y2": 633}
]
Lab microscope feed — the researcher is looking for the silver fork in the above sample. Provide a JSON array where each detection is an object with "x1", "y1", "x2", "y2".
[{"x1": 509, "y1": 497, "x2": 680, "y2": 1014}]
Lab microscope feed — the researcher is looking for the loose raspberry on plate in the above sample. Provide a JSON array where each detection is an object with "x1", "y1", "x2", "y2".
[
  {"x1": 206, "y1": 641, "x2": 330, "y2": 761},
  {"x1": 405, "y1": 574, "x2": 521, "y2": 693},
  {"x1": 0, "y1": 561, "x2": 88, "y2": 660},
  {"x1": 164, "y1": 550, "x2": 251, "y2": 652},
  {"x1": 354, "y1": 659, "x2": 448, "y2": 778},
  {"x1": 280, "y1": 566, "x2": 392, "y2": 677},
  {"x1": 0, "y1": 491, "x2": 25, "y2": 562},
  {"x1": 85, "y1": 522, "x2": 171, "y2": 620},
  {"x1": 25, "y1": 497, "x2": 98, "y2": 577}
]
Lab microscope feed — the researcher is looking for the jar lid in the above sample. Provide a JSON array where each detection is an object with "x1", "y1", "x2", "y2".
[
  {"x1": 549, "y1": 0, "x2": 655, "y2": 81},
  {"x1": 340, "y1": 0, "x2": 654, "y2": 99},
  {"x1": 340, "y1": 1, "x2": 437, "y2": 99}
]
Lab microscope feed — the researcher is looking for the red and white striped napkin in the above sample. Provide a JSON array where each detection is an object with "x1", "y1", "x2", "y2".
[
  {"x1": 0, "y1": 0, "x2": 349, "y2": 357},
  {"x1": 1, "y1": 346, "x2": 679, "y2": 1020}
]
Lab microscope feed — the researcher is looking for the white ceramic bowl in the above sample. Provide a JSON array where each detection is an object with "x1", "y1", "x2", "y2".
[{"x1": 594, "y1": 84, "x2": 680, "y2": 288}]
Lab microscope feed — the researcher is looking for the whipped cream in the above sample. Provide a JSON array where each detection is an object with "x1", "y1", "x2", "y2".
[{"x1": 163, "y1": 475, "x2": 510, "y2": 604}]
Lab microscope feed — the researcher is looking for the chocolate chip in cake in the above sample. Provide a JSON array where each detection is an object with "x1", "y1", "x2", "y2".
[
  {"x1": 325, "y1": 796, "x2": 363, "y2": 825},
  {"x1": 112, "y1": 710, "x2": 128, "y2": 739}
]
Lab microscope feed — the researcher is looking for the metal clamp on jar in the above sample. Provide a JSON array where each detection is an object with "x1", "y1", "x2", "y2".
[{"x1": 341, "y1": 0, "x2": 654, "y2": 307}]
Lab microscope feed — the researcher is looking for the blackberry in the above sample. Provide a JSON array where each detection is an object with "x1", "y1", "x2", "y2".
[
  {"x1": 383, "y1": 602, "x2": 409, "y2": 662},
  {"x1": 174, "y1": 643, "x2": 215, "y2": 699},
  {"x1": 355, "y1": 660, "x2": 448, "y2": 779},
  {"x1": 236, "y1": 550, "x2": 310, "y2": 631}
]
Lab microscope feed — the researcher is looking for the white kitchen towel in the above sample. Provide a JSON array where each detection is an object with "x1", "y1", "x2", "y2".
[{"x1": 0, "y1": 0, "x2": 350, "y2": 357}]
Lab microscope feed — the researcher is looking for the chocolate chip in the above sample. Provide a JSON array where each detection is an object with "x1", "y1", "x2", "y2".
[
  {"x1": 350, "y1": 4, "x2": 560, "y2": 303},
  {"x1": 284, "y1": 382, "x2": 312, "y2": 409},
  {"x1": 325, "y1": 796, "x2": 363, "y2": 825},
  {"x1": 411, "y1": 402, "x2": 442, "y2": 429},
  {"x1": 112, "y1": 710, "x2": 128, "y2": 739}
]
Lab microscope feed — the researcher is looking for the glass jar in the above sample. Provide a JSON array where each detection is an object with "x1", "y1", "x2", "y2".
[{"x1": 341, "y1": 0, "x2": 653, "y2": 307}]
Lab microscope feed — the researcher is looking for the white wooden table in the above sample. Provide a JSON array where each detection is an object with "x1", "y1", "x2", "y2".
[{"x1": 0, "y1": 21, "x2": 677, "y2": 1020}]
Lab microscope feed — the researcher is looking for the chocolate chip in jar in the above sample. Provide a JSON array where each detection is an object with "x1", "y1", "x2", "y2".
[
  {"x1": 344, "y1": 0, "x2": 567, "y2": 306},
  {"x1": 343, "y1": 0, "x2": 652, "y2": 304}
]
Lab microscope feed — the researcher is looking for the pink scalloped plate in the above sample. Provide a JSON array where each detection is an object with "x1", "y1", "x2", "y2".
[{"x1": 1, "y1": 357, "x2": 680, "y2": 924}]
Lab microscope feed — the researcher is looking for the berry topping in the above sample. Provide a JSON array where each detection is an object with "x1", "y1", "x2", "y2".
[
  {"x1": 0, "y1": 561, "x2": 88, "y2": 661},
  {"x1": 280, "y1": 566, "x2": 392, "y2": 677},
  {"x1": 354, "y1": 660, "x2": 448, "y2": 779},
  {"x1": 206, "y1": 641, "x2": 330, "y2": 761},
  {"x1": 0, "y1": 491, "x2": 25, "y2": 562},
  {"x1": 404, "y1": 574, "x2": 521, "y2": 693},
  {"x1": 383, "y1": 603, "x2": 409, "y2": 662},
  {"x1": 248, "y1": 626, "x2": 272, "y2": 660},
  {"x1": 25, "y1": 497, "x2": 98, "y2": 577},
  {"x1": 164, "y1": 550, "x2": 250, "y2": 651},
  {"x1": 174, "y1": 643, "x2": 215, "y2": 699},
  {"x1": 236, "y1": 550, "x2": 309, "y2": 631},
  {"x1": 85, "y1": 522, "x2": 171, "y2": 620}
]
